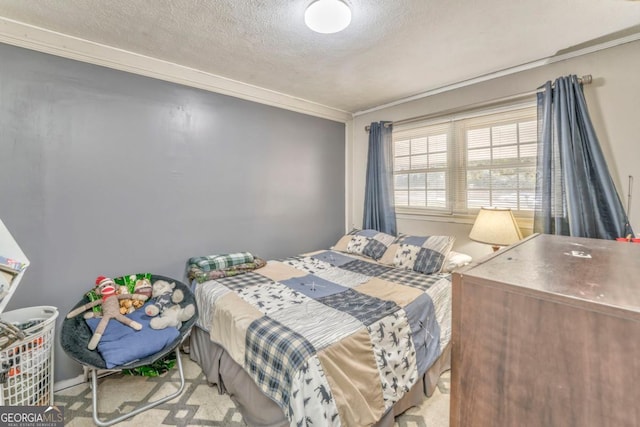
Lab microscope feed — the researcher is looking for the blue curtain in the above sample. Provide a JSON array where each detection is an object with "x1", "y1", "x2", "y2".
[
  {"x1": 363, "y1": 121, "x2": 397, "y2": 235},
  {"x1": 534, "y1": 75, "x2": 632, "y2": 239}
]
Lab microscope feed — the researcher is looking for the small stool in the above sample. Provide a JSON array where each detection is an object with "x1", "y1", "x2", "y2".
[{"x1": 60, "y1": 275, "x2": 197, "y2": 426}]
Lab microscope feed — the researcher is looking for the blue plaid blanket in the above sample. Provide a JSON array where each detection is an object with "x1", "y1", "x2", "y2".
[{"x1": 193, "y1": 250, "x2": 451, "y2": 427}]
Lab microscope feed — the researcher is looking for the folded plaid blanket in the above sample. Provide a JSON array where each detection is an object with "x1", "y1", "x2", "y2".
[
  {"x1": 187, "y1": 252, "x2": 266, "y2": 283},
  {"x1": 189, "y1": 252, "x2": 255, "y2": 271}
]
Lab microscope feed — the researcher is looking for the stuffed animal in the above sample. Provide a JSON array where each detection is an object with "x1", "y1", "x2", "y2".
[
  {"x1": 66, "y1": 276, "x2": 149, "y2": 350},
  {"x1": 134, "y1": 278, "x2": 152, "y2": 299},
  {"x1": 118, "y1": 279, "x2": 151, "y2": 314},
  {"x1": 117, "y1": 285, "x2": 135, "y2": 315},
  {"x1": 149, "y1": 303, "x2": 195, "y2": 330},
  {"x1": 144, "y1": 280, "x2": 195, "y2": 330},
  {"x1": 144, "y1": 280, "x2": 184, "y2": 317}
]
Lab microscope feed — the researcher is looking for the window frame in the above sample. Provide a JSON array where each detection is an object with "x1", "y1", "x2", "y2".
[{"x1": 392, "y1": 100, "x2": 537, "y2": 222}]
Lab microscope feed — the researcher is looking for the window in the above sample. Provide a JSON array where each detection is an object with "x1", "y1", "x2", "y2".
[{"x1": 393, "y1": 103, "x2": 537, "y2": 216}]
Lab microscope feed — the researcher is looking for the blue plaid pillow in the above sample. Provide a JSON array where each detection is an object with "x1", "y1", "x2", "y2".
[
  {"x1": 332, "y1": 229, "x2": 396, "y2": 261},
  {"x1": 381, "y1": 235, "x2": 455, "y2": 275}
]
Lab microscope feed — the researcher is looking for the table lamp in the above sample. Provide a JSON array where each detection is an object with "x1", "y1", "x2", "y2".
[{"x1": 469, "y1": 207, "x2": 523, "y2": 251}]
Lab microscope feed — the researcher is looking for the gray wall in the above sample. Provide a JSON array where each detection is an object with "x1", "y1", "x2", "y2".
[{"x1": 0, "y1": 43, "x2": 345, "y2": 381}]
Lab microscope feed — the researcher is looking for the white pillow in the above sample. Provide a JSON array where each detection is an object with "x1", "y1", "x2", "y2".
[{"x1": 442, "y1": 251, "x2": 473, "y2": 273}]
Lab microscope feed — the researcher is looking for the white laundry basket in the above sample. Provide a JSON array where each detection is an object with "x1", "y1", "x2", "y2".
[{"x1": 0, "y1": 306, "x2": 58, "y2": 406}]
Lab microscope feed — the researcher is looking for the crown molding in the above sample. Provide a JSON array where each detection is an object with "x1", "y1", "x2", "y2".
[
  {"x1": 0, "y1": 17, "x2": 352, "y2": 123},
  {"x1": 354, "y1": 32, "x2": 640, "y2": 116}
]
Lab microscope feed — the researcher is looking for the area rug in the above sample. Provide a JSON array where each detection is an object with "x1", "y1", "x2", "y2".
[{"x1": 55, "y1": 353, "x2": 450, "y2": 426}]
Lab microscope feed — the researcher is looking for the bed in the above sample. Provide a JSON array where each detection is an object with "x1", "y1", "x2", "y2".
[{"x1": 186, "y1": 230, "x2": 462, "y2": 427}]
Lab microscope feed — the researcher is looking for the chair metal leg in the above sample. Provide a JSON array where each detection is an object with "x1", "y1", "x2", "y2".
[{"x1": 90, "y1": 348, "x2": 185, "y2": 427}]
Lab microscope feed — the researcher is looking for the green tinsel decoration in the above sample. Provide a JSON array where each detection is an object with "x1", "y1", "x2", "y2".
[{"x1": 122, "y1": 352, "x2": 177, "y2": 377}]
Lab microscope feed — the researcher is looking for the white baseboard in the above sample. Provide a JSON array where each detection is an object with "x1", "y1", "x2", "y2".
[
  {"x1": 54, "y1": 373, "x2": 86, "y2": 392},
  {"x1": 54, "y1": 368, "x2": 117, "y2": 392}
]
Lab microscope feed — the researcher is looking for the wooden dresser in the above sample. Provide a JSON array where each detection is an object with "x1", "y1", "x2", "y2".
[{"x1": 450, "y1": 233, "x2": 640, "y2": 427}]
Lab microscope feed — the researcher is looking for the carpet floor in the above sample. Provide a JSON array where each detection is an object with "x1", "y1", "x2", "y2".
[{"x1": 55, "y1": 353, "x2": 450, "y2": 426}]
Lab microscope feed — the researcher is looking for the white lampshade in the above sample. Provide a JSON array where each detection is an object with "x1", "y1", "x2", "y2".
[
  {"x1": 469, "y1": 207, "x2": 523, "y2": 250},
  {"x1": 305, "y1": 0, "x2": 352, "y2": 34}
]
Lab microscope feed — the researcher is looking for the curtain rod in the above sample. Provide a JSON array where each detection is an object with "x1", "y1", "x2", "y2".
[{"x1": 364, "y1": 74, "x2": 592, "y2": 132}]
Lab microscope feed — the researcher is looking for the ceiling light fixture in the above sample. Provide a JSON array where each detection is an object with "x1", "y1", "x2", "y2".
[{"x1": 305, "y1": 0, "x2": 352, "y2": 34}]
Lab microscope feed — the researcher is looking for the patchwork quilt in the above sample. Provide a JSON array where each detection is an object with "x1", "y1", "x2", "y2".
[{"x1": 193, "y1": 250, "x2": 452, "y2": 427}]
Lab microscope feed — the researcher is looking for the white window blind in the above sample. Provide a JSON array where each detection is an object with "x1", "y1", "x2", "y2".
[{"x1": 392, "y1": 103, "x2": 537, "y2": 216}]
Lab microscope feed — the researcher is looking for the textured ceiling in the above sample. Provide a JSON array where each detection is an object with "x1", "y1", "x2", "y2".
[{"x1": 0, "y1": 0, "x2": 639, "y2": 113}]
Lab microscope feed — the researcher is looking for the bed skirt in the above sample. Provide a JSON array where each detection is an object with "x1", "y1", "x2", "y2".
[{"x1": 189, "y1": 326, "x2": 451, "y2": 427}]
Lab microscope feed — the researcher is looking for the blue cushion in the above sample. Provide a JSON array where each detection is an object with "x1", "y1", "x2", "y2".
[{"x1": 85, "y1": 302, "x2": 179, "y2": 369}]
